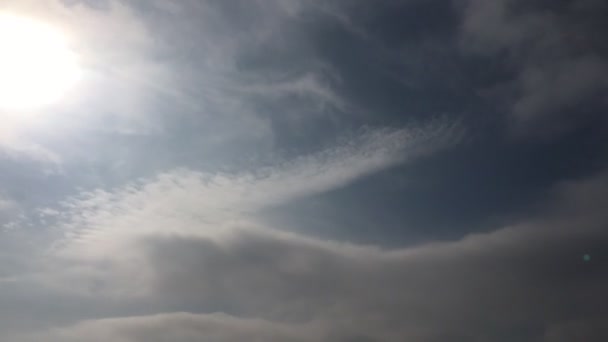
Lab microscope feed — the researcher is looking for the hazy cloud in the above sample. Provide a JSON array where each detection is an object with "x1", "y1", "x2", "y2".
[
  {"x1": 1, "y1": 1, "x2": 607, "y2": 341},
  {"x1": 49, "y1": 120, "x2": 458, "y2": 260},
  {"x1": 12, "y1": 170, "x2": 608, "y2": 342},
  {"x1": 460, "y1": 0, "x2": 608, "y2": 136},
  {"x1": 15, "y1": 312, "x2": 323, "y2": 342}
]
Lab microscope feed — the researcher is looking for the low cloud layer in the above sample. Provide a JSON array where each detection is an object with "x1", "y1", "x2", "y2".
[{"x1": 12, "y1": 169, "x2": 608, "y2": 342}]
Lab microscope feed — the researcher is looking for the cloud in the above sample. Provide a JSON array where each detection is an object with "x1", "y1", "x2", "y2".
[
  {"x1": 543, "y1": 318, "x2": 608, "y2": 342},
  {"x1": 0, "y1": 0, "x2": 172, "y2": 164},
  {"x1": 13, "y1": 170, "x2": 608, "y2": 341},
  {"x1": 513, "y1": 56, "x2": 608, "y2": 121},
  {"x1": 2, "y1": 1, "x2": 607, "y2": 341},
  {"x1": 0, "y1": 197, "x2": 16, "y2": 212},
  {"x1": 0, "y1": 134, "x2": 61, "y2": 165},
  {"x1": 0, "y1": 195, "x2": 20, "y2": 225},
  {"x1": 137, "y1": 0, "x2": 351, "y2": 129},
  {"x1": 48, "y1": 120, "x2": 458, "y2": 260},
  {"x1": 0, "y1": 0, "x2": 358, "y2": 170},
  {"x1": 460, "y1": 0, "x2": 608, "y2": 136},
  {"x1": 15, "y1": 312, "x2": 323, "y2": 342},
  {"x1": 10, "y1": 133, "x2": 606, "y2": 341}
]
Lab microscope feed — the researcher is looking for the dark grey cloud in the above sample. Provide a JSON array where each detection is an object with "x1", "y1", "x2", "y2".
[{"x1": 460, "y1": 0, "x2": 608, "y2": 136}]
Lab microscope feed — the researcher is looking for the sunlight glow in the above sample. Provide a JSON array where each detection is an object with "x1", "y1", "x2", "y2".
[{"x1": 0, "y1": 13, "x2": 81, "y2": 110}]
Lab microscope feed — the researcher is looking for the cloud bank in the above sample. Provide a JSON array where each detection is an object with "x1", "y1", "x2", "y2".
[{"x1": 13, "y1": 169, "x2": 608, "y2": 342}]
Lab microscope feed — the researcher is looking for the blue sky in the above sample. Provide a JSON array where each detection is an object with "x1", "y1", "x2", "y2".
[{"x1": 1, "y1": 0, "x2": 608, "y2": 341}]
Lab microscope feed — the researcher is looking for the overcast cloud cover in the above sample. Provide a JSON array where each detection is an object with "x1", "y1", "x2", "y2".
[{"x1": 1, "y1": 0, "x2": 608, "y2": 341}]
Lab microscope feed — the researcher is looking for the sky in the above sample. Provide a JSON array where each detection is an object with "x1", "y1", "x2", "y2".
[{"x1": 0, "y1": 0, "x2": 607, "y2": 341}]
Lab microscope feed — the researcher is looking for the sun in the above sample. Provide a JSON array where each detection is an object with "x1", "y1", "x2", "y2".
[{"x1": 0, "y1": 13, "x2": 81, "y2": 110}]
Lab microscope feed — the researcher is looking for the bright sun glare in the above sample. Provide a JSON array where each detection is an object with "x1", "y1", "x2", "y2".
[{"x1": 0, "y1": 13, "x2": 81, "y2": 110}]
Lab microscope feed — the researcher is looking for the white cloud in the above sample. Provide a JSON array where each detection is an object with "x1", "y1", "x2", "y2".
[
  {"x1": 16, "y1": 170, "x2": 608, "y2": 341},
  {"x1": 2, "y1": 2, "x2": 607, "y2": 341},
  {"x1": 9, "y1": 129, "x2": 605, "y2": 342},
  {"x1": 48, "y1": 120, "x2": 458, "y2": 261}
]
